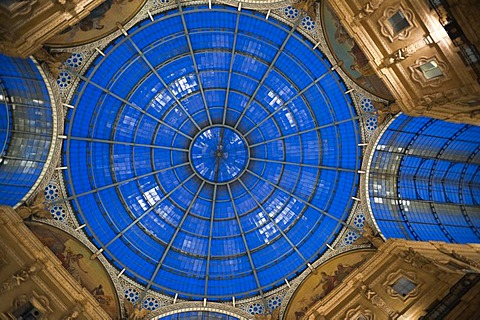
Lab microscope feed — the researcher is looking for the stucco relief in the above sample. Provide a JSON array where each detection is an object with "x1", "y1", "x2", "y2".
[
  {"x1": 409, "y1": 56, "x2": 450, "y2": 88},
  {"x1": 344, "y1": 305, "x2": 375, "y2": 320},
  {"x1": 383, "y1": 270, "x2": 419, "y2": 301},
  {"x1": 378, "y1": 5, "x2": 416, "y2": 42}
]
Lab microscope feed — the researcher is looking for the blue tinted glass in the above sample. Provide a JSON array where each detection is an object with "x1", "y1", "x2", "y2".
[
  {"x1": 369, "y1": 114, "x2": 480, "y2": 243},
  {"x1": 0, "y1": 55, "x2": 52, "y2": 206},
  {"x1": 64, "y1": 7, "x2": 360, "y2": 301},
  {"x1": 159, "y1": 311, "x2": 239, "y2": 320}
]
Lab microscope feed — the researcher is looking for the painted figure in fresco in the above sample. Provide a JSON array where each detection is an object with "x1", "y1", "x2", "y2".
[
  {"x1": 294, "y1": 306, "x2": 308, "y2": 320},
  {"x1": 91, "y1": 284, "x2": 111, "y2": 305},
  {"x1": 28, "y1": 225, "x2": 120, "y2": 319},
  {"x1": 92, "y1": 284, "x2": 104, "y2": 296},
  {"x1": 58, "y1": 249, "x2": 88, "y2": 282},
  {"x1": 60, "y1": 0, "x2": 114, "y2": 39},
  {"x1": 334, "y1": 263, "x2": 355, "y2": 283},
  {"x1": 308, "y1": 257, "x2": 371, "y2": 308},
  {"x1": 61, "y1": 0, "x2": 134, "y2": 36},
  {"x1": 313, "y1": 271, "x2": 336, "y2": 297},
  {"x1": 333, "y1": 19, "x2": 375, "y2": 78}
]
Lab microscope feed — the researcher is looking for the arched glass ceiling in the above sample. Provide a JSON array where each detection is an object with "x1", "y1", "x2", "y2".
[
  {"x1": 369, "y1": 114, "x2": 480, "y2": 243},
  {"x1": 0, "y1": 82, "x2": 8, "y2": 157},
  {"x1": 63, "y1": 6, "x2": 361, "y2": 301},
  {"x1": 0, "y1": 55, "x2": 53, "y2": 207},
  {"x1": 158, "y1": 311, "x2": 238, "y2": 320}
]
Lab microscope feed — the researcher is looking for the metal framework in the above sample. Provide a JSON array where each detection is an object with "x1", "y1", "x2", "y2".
[
  {"x1": 368, "y1": 114, "x2": 480, "y2": 243},
  {"x1": 63, "y1": 6, "x2": 362, "y2": 303}
]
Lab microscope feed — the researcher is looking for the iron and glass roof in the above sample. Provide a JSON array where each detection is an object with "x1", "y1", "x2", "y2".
[
  {"x1": 368, "y1": 114, "x2": 480, "y2": 243},
  {"x1": 63, "y1": 6, "x2": 361, "y2": 301},
  {"x1": 0, "y1": 55, "x2": 53, "y2": 206},
  {"x1": 158, "y1": 311, "x2": 238, "y2": 319}
]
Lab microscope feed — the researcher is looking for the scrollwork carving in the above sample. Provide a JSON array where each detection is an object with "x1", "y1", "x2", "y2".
[
  {"x1": 15, "y1": 194, "x2": 52, "y2": 220},
  {"x1": 384, "y1": 47, "x2": 412, "y2": 66},
  {"x1": 293, "y1": 0, "x2": 319, "y2": 20},
  {"x1": 125, "y1": 300, "x2": 149, "y2": 320},
  {"x1": 415, "y1": 87, "x2": 478, "y2": 116},
  {"x1": 12, "y1": 294, "x2": 29, "y2": 309},
  {"x1": 64, "y1": 310, "x2": 80, "y2": 320},
  {"x1": 357, "y1": 0, "x2": 384, "y2": 20},
  {"x1": 409, "y1": 56, "x2": 450, "y2": 88},
  {"x1": 378, "y1": 6, "x2": 416, "y2": 42},
  {"x1": 383, "y1": 270, "x2": 419, "y2": 300},
  {"x1": 353, "y1": 223, "x2": 384, "y2": 248},
  {"x1": 398, "y1": 247, "x2": 435, "y2": 273},
  {"x1": 0, "y1": 0, "x2": 38, "y2": 18},
  {"x1": 0, "y1": 264, "x2": 41, "y2": 294},
  {"x1": 344, "y1": 305, "x2": 374, "y2": 320},
  {"x1": 359, "y1": 284, "x2": 398, "y2": 319},
  {"x1": 435, "y1": 245, "x2": 480, "y2": 272},
  {"x1": 33, "y1": 47, "x2": 71, "y2": 79},
  {"x1": 11, "y1": 291, "x2": 51, "y2": 318}
]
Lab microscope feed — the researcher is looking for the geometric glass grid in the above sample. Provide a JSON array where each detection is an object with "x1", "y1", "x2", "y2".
[
  {"x1": 369, "y1": 114, "x2": 480, "y2": 243},
  {"x1": 0, "y1": 54, "x2": 53, "y2": 207},
  {"x1": 190, "y1": 126, "x2": 249, "y2": 183},
  {"x1": 63, "y1": 6, "x2": 361, "y2": 301},
  {"x1": 0, "y1": 84, "x2": 8, "y2": 157},
  {"x1": 158, "y1": 311, "x2": 239, "y2": 320}
]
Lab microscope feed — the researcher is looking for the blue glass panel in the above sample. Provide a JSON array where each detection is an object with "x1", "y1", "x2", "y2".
[
  {"x1": 370, "y1": 114, "x2": 480, "y2": 244},
  {"x1": 0, "y1": 55, "x2": 52, "y2": 206},
  {"x1": 63, "y1": 7, "x2": 360, "y2": 301},
  {"x1": 159, "y1": 311, "x2": 239, "y2": 320}
]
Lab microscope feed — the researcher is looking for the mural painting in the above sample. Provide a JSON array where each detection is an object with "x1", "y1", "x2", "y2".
[
  {"x1": 26, "y1": 222, "x2": 120, "y2": 319},
  {"x1": 46, "y1": 0, "x2": 145, "y2": 47},
  {"x1": 322, "y1": 2, "x2": 393, "y2": 100},
  {"x1": 285, "y1": 249, "x2": 375, "y2": 320}
]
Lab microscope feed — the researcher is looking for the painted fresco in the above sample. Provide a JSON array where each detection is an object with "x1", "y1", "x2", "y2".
[
  {"x1": 46, "y1": 0, "x2": 145, "y2": 47},
  {"x1": 322, "y1": 3, "x2": 393, "y2": 100},
  {"x1": 26, "y1": 222, "x2": 120, "y2": 319},
  {"x1": 285, "y1": 249, "x2": 375, "y2": 320}
]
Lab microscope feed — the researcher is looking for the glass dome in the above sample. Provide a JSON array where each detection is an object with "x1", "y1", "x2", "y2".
[
  {"x1": 190, "y1": 126, "x2": 249, "y2": 184},
  {"x1": 63, "y1": 6, "x2": 361, "y2": 301}
]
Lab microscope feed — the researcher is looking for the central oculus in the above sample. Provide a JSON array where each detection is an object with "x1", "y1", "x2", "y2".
[{"x1": 189, "y1": 126, "x2": 249, "y2": 184}]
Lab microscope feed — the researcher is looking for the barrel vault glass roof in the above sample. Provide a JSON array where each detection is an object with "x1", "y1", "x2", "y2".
[
  {"x1": 369, "y1": 114, "x2": 480, "y2": 243},
  {"x1": 63, "y1": 6, "x2": 361, "y2": 301},
  {"x1": 159, "y1": 311, "x2": 238, "y2": 320},
  {"x1": 0, "y1": 55, "x2": 53, "y2": 206}
]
